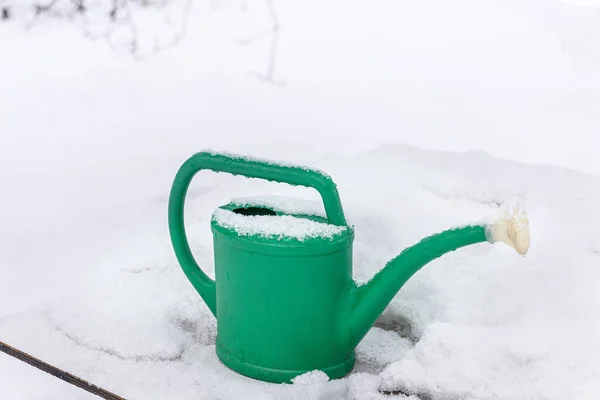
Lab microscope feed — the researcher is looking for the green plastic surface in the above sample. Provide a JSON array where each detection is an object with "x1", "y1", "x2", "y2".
[{"x1": 168, "y1": 151, "x2": 490, "y2": 383}]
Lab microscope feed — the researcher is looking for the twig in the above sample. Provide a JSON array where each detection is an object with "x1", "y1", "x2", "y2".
[
  {"x1": 0, "y1": 339, "x2": 126, "y2": 400},
  {"x1": 246, "y1": 0, "x2": 285, "y2": 86}
]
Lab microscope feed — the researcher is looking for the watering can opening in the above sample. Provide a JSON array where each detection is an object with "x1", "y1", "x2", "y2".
[
  {"x1": 210, "y1": 199, "x2": 354, "y2": 255},
  {"x1": 231, "y1": 206, "x2": 277, "y2": 217}
]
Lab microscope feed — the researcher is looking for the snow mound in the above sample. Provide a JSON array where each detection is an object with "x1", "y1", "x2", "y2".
[
  {"x1": 2, "y1": 146, "x2": 600, "y2": 400},
  {"x1": 291, "y1": 370, "x2": 330, "y2": 385}
]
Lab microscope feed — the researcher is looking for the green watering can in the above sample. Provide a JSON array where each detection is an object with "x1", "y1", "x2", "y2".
[{"x1": 168, "y1": 151, "x2": 530, "y2": 384}]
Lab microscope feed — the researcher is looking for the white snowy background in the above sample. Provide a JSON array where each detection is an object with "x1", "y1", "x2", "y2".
[{"x1": 1, "y1": 0, "x2": 600, "y2": 398}]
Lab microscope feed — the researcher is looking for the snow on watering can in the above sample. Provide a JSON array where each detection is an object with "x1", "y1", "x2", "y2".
[{"x1": 168, "y1": 151, "x2": 530, "y2": 384}]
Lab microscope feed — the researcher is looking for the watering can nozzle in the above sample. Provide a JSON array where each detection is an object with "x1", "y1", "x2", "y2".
[{"x1": 484, "y1": 202, "x2": 530, "y2": 256}]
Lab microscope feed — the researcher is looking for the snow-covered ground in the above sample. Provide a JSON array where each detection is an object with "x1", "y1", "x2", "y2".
[{"x1": 1, "y1": 0, "x2": 600, "y2": 398}]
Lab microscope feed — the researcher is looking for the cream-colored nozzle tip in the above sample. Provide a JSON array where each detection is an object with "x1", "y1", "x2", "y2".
[{"x1": 485, "y1": 202, "x2": 530, "y2": 256}]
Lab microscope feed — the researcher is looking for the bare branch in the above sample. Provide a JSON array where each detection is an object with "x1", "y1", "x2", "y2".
[
  {"x1": 243, "y1": 0, "x2": 285, "y2": 86},
  {"x1": 7, "y1": 0, "x2": 287, "y2": 87}
]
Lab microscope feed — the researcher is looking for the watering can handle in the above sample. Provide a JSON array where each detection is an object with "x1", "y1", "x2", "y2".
[{"x1": 168, "y1": 151, "x2": 348, "y2": 316}]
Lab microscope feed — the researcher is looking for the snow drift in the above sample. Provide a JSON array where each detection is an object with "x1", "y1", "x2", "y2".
[{"x1": 1, "y1": 145, "x2": 600, "y2": 399}]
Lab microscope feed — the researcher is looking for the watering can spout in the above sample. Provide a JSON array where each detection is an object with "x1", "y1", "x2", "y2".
[{"x1": 342, "y1": 203, "x2": 530, "y2": 349}]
